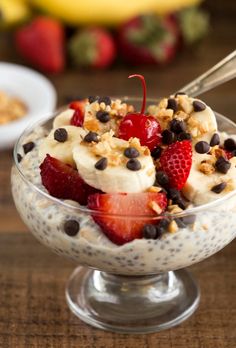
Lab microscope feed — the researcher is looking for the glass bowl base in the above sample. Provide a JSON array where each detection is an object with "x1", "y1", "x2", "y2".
[{"x1": 65, "y1": 266, "x2": 200, "y2": 334}]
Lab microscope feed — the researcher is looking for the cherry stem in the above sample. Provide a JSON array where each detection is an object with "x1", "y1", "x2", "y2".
[{"x1": 128, "y1": 74, "x2": 146, "y2": 115}]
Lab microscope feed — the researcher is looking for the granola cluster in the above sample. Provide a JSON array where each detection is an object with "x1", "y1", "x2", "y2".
[{"x1": 0, "y1": 91, "x2": 28, "y2": 125}]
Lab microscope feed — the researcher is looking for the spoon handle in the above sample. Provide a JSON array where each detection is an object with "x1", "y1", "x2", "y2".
[{"x1": 177, "y1": 50, "x2": 236, "y2": 97}]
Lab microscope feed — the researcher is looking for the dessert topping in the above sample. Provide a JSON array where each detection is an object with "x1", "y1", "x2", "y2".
[
  {"x1": 159, "y1": 140, "x2": 192, "y2": 190},
  {"x1": 23, "y1": 141, "x2": 35, "y2": 154},
  {"x1": 95, "y1": 157, "x2": 108, "y2": 170},
  {"x1": 167, "y1": 98, "x2": 178, "y2": 113},
  {"x1": 210, "y1": 133, "x2": 220, "y2": 147},
  {"x1": 96, "y1": 110, "x2": 110, "y2": 123},
  {"x1": 215, "y1": 156, "x2": 231, "y2": 174},
  {"x1": 64, "y1": 220, "x2": 80, "y2": 237},
  {"x1": 224, "y1": 138, "x2": 236, "y2": 151},
  {"x1": 84, "y1": 131, "x2": 100, "y2": 143},
  {"x1": 142, "y1": 224, "x2": 157, "y2": 239},
  {"x1": 193, "y1": 100, "x2": 206, "y2": 112},
  {"x1": 211, "y1": 182, "x2": 227, "y2": 194},
  {"x1": 118, "y1": 75, "x2": 162, "y2": 151},
  {"x1": 17, "y1": 153, "x2": 23, "y2": 163},
  {"x1": 195, "y1": 141, "x2": 210, "y2": 154},
  {"x1": 126, "y1": 158, "x2": 141, "y2": 171},
  {"x1": 124, "y1": 147, "x2": 140, "y2": 159},
  {"x1": 161, "y1": 129, "x2": 175, "y2": 145},
  {"x1": 54, "y1": 128, "x2": 68, "y2": 143}
]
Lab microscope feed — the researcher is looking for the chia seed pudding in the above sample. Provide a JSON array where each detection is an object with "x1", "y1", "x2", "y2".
[{"x1": 12, "y1": 92, "x2": 236, "y2": 275}]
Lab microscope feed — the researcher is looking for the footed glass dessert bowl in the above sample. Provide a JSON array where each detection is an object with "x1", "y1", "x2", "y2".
[{"x1": 12, "y1": 97, "x2": 236, "y2": 334}]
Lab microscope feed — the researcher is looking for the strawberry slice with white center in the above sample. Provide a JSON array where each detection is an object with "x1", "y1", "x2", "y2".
[
  {"x1": 88, "y1": 192, "x2": 167, "y2": 245},
  {"x1": 159, "y1": 140, "x2": 192, "y2": 190}
]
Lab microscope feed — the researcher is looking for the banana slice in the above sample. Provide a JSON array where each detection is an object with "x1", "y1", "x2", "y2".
[
  {"x1": 187, "y1": 102, "x2": 217, "y2": 142},
  {"x1": 53, "y1": 109, "x2": 74, "y2": 129},
  {"x1": 183, "y1": 152, "x2": 236, "y2": 205},
  {"x1": 73, "y1": 132, "x2": 155, "y2": 193},
  {"x1": 39, "y1": 125, "x2": 86, "y2": 166}
]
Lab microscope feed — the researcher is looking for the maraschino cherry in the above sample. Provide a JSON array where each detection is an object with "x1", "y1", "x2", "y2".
[{"x1": 118, "y1": 74, "x2": 162, "y2": 151}]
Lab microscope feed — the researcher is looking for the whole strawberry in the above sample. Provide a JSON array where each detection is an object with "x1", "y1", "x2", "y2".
[
  {"x1": 15, "y1": 16, "x2": 65, "y2": 73},
  {"x1": 159, "y1": 140, "x2": 192, "y2": 190},
  {"x1": 69, "y1": 27, "x2": 116, "y2": 69},
  {"x1": 117, "y1": 14, "x2": 179, "y2": 65}
]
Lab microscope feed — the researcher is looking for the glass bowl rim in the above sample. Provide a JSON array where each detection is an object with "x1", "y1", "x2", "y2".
[{"x1": 13, "y1": 96, "x2": 236, "y2": 218}]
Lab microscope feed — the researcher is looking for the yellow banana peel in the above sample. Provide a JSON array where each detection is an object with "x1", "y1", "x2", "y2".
[
  {"x1": 0, "y1": 0, "x2": 30, "y2": 28},
  {"x1": 29, "y1": 0, "x2": 202, "y2": 26}
]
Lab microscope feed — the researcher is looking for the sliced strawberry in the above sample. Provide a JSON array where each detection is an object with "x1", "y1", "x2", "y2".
[
  {"x1": 70, "y1": 100, "x2": 86, "y2": 127},
  {"x1": 40, "y1": 155, "x2": 98, "y2": 205},
  {"x1": 88, "y1": 192, "x2": 167, "y2": 245},
  {"x1": 160, "y1": 140, "x2": 192, "y2": 190}
]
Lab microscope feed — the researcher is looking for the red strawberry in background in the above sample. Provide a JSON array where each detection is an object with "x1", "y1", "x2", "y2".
[
  {"x1": 88, "y1": 192, "x2": 167, "y2": 245},
  {"x1": 69, "y1": 27, "x2": 116, "y2": 69},
  {"x1": 117, "y1": 14, "x2": 179, "y2": 65},
  {"x1": 69, "y1": 100, "x2": 87, "y2": 127},
  {"x1": 15, "y1": 17, "x2": 65, "y2": 73},
  {"x1": 159, "y1": 140, "x2": 192, "y2": 190},
  {"x1": 40, "y1": 155, "x2": 99, "y2": 205}
]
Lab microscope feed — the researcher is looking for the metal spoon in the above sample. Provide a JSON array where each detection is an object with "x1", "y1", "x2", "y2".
[{"x1": 177, "y1": 50, "x2": 236, "y2": 97}]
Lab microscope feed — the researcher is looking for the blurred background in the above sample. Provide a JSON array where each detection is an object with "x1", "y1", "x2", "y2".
[
  {"x1": 0, "y1": 1, "x2": 236, "y2": 346},
  {"x1": 0, "y1": 0, "x2": 235, "y2": 116}
]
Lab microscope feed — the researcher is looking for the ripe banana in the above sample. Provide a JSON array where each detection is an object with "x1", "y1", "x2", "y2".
[
  {"x1": 29, "y1": 0, "x2": 202, "y2": 26},
  {"x1": 0, "y1": 0, "x2": 30, "y2": 29}
]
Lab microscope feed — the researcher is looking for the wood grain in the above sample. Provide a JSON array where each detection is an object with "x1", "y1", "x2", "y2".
[{"x1": 0, "y1": 3, "x2": 236, "y2": 347}]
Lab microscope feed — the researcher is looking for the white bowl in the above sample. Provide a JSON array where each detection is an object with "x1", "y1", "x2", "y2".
[{"x1": 0, "y1": 62, "x2": 57, "y2": 149}]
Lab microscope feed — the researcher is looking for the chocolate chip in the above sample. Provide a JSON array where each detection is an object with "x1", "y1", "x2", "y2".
[
  {"x1": 176, "y1": 215, "x2": 196, "y2": 227},
  {"x1": 142, "y1": 224, "x2": 157, "y2": 239},
  {"x1": 88, "y1": 96, "x2": 99, "y2": 103},
  {"x1": 224, "y1": 138, "x2": 236, "y2": 151},
  {"x1": 211, "y1": 182, "x2": 227, "y2": 194},
  {"x1": 96, "y1": 111, "x2": 110, "y2": 123},
  {"x1": 98, "y1": 96, "x2": 111, "y2": 105},
  {"x1": 215, "y1": 156, "x2": 231, "y2": 174},
  {"x1": 124, "y1": 147, "x2": 140, "y2": 158},
  {"x1": 175, "y1": 92, "x2": 186, "y2": 97},
  {"x1": 151, "y1": 146, "x2": 162, "y2": 159},
  {"x1": 195, "y1": 141, "x2": 210, "y2": 154},
  {"x1": 167, "y1": 98, "x2": 178, "y2": 113},
  {"x1": 167, "y1": 188, "x2": 181, "y2": 201},
  {"x1": 193, "y1": 100, "x2": 206, "y2": 112},
  {"x1": 170, "y1": 119, "x2": 186, "y2": 134},
  {"x1": 167, "y1": 188, "x2": 186, "y2": 209},
  {"x1": 84, "y1": 131, "x2": 99, "y2": 143},
  {"x1": 210, "y1": 133, "x2": 220, "y2": 147},
  {"x1": 156, "y1": 171, "x2": 169, "y2": 186},
  {"x1": 162, "y1": 129, "x2": 175, "y2": 145},
  {"x1": 54, "y1": 128, "x2": 68, "y2": 143},
  {"x1": 95, "y1": 157, "x2": 108, "y2": 170},
  {"x1": 159, "y1": 218, "x2": 170, "y2": 230},
  {"x1": 23, "y1": 141, "x2": 35, "y2": 154},
  {"x1": 17, "y1": 153, "x2": 22, "y2": 163},
  {"x1": 156, "y1": 226, "x2": 165, "y2": 239},
  {"x1": 64, "y1": 220, "x2": 80, "y2": 236},
  {"x1": 177, "y1": 132, "x2": 192, "y2": 141},
  {"x1": 126, "y1": 158, "x2": 141, "y2": 171}
]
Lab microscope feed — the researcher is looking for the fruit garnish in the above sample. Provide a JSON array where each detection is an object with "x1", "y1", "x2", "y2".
[
  {"x1": 15, "y1": 16, "x2": 65, "y2": 73},
  {"x1": 70, "y1": 100, "x2": 86, "y2": 127},
  {"x1": 159, "y1": 140, "x2": 192, "y2": 190},
  {"x1": 118, "y1": 74, "x2": 162, "y2": 151},
  {"x1": 87, "y1": 192, "x2": 167, "y2": 245},
  {"x1": 40, "y1": 154, "x2": 99, "y2": 205}
]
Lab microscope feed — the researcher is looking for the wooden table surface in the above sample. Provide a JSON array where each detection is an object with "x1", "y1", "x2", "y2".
[{"x1": 1, "y1": 2, "x2": 236, "y2": 347}]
